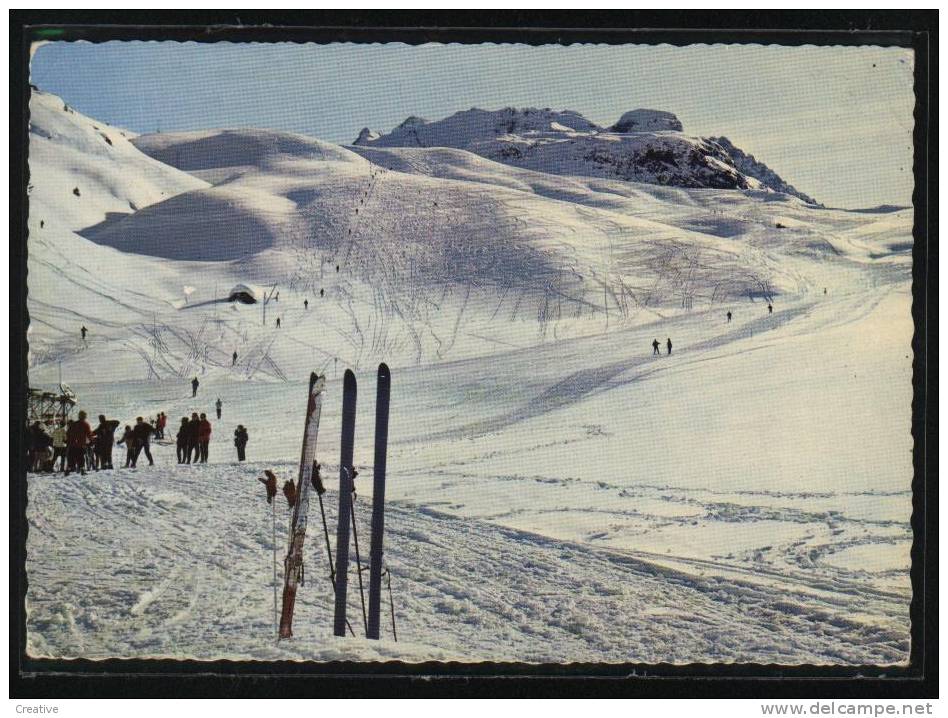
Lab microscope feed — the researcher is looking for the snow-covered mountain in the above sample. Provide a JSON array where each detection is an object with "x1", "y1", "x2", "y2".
[
  {"x1": 354, "y1": 107, "x2": 818, "y2": 203},
  {"x1": 710, "y1": 136, "x2": 819, "y2": 206},
  {"x1": 24, "y1": 91, "x2": 913, "y2": 664}
]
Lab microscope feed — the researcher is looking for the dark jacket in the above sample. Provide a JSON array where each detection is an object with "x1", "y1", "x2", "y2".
[
  {"x1": 94, "y1": 420, "x2": 120, "y2": 447},
  {"x1": 132, "y1": 422, "x2": 155, "y2": 444},
  {"x1": 234, "y1": 427, "x2": 248, "y2": 447},
  {"x1": 176, "y1": 421, "x2": 190, "y2": 445}
]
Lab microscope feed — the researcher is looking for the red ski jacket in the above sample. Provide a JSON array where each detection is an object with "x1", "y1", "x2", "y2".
[
  {"x1": 66, "y1": 420, "x2": 93, "y2": 448},
  {"x1": 198, "y1": 419, "x2": 212, "y2": 442}
]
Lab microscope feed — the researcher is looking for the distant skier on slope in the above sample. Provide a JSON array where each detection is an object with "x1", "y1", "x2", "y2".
[
  {"x1": 276, "y1": 317, "x2": 281, "y2": 328},
  {"x1": 187, "y1": 412, "x2": 200, "y2": 463},
  {"x1": 93, "y1": 414, "x2": 120, "y2": 470},
  {"x1": 80, "y1": 325, "x2": 88, "y2": 341},
  {"x1": 191, "y1": 376, "x2": 199, "y2": 397},
  {"x1": 727, "y1": 311, "x2": 732, "y2": 323},
  {"x1": 117, "y1": 425, "x2": 135, "y2": 468},
  {"x1": 768, "y1": 303, "x2": 773, "y2": 314},
  {"x1": 131, "y1": 417, "x2": 155, "y2": 467},
  {"x1": 667, "y1": 338, "x2": 673, "y2": 355},
  {"x1": 232, "y1": 351, "x2": 238, "y2": 366},
  {"x1": 215, "y1": 397, "x2": 222, "y2": 419},
  {"x1": 51, "y1": 419, "x2": 67, "y2": 472},
  {"x1": 65, "y1": 410, "x2": 93, "y2": 475},
  {"x1": 176, "y1": 417, "x2": 189, "y2": 464},
  {"x1": 234, "y1": 425, "x2": 248, "y2": 462},
  {"x1": 197, "y1": 413, "x2": 212, "y2": 463},
  {"x1": 304, "y1": 299, "x2": 308, "y2": 310},
  {"x1": 652, "y1": 339, "x2": 660, "y2": 356}
]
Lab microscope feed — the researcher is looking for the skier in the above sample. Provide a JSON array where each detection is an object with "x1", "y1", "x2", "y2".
[
  {"x1": 80, "y1": 325, "x2": 87, "y2": 341},
  {"x1": 197, "y1": 413, "x2": 212, "y2": 463},
  {"x1": 275, "y1": 291, "x2": 280, "y2": 302},
  {"x1": 176, "y1": 417, "x2": 189, "y2": 464},
  {"x1": 65, "y1": 410, "x2": 93, "y2": 475},
  {"x1": 304, "y1": 299, "x2": 308, "y2": 310},
  {"x1": 131, "y1": 417, "x2": 155, "y2": 467},
  {"x1": 768, "y1": 303, "x2": 773, "y2": 314},
  {"x1": 29, "y1": 422, "x2": 52, "y2": 472},
  {"x1": 93, "y1": 414, "x2": 120, "y2": 470},
  {"x1": 116, "y1": 425, "x2": 135, "y2": 468},
  {"x1": 652, "y1": 339, "x2": 660, "y2": 356},
  {"x1": 234, "y1": 425, "x2": 248, "y2": 462},
  {"x1": 51, "y1": 419, "x2": 67, "y2": 472},
  {"x1": 215, "y1": 397, "x2": 222, "y2": 420},
  {"x1": 727, "y1": 311, "x2": 732, "y2": 323},
  {"x1": 320, "y1": 288, "x2": 325, "y2": 297},
  {"x1": 232, "y1": 351, "x2": 238, "y2": 366},
  {"x1": 667, "y1": 338, "x2": 673, "y2": 355},
  {"x1": 276, "y1": 317, "x2": 281, "y2": 328},
  {"x1": 157, "y1": 412, "x2": 167, "y2": 440},
  {"x1": 191, "y1": 376, "x2": 199, "y2": 397},
  {"x1": 187, "y1": 412, "x2": 200, "y2": 463},
  {"x1": 824, "y1": 287, "x2": 827, "y2": 295}
]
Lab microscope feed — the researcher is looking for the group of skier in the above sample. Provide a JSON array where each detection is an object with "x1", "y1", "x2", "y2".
[
  {"x1": 27, "y1": 392, "x2": 250, "y2": 473},
  {"x1": 652, "y1": 303, "x2": 776, "y2": 357}
]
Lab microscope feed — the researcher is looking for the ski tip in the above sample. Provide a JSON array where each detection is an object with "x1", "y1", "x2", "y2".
[
  {"x1": 344, "y1": 368, "x2": 356, "y2": 385},
  {"x1": 309, "y1": 371, "x2": 318, "y2": 387},
  {"x1": 378, "y1": 362, "x2": 390, "y2": 379}
]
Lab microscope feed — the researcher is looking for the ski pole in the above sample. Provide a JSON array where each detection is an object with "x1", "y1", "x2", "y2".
[
  {"x1": 272, "y1": 499, "x2": 278, "y2": 641},
  {"x1": 349, "y1": 475, "x2": 369, "y2": 636},
  {"x1": 316, "y1": 473, "x2": 356, "y2": 637},
  {"x1": 386, "y1": 569, "x2": 398, "y2": 642}
]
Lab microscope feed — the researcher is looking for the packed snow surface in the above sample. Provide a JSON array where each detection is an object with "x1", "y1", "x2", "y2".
[{"x1": 25, "y1": 92, "x2": 913, "y2": 664}]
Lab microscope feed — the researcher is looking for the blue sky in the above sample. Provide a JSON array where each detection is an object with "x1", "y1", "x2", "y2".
[{"x1": 30, "y1": 41, "x2": 915, "y2": 208}]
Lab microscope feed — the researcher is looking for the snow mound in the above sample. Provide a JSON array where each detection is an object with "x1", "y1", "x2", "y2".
[
  {"x1": 610, "y1": 109, "x2": 684, "y2": 133},
  {"x1": 28, "y1": 90, "x2": 209, "y2": 232},
  {"x1": 133, "y1": 128, "x2": 363, "y2": 181}
]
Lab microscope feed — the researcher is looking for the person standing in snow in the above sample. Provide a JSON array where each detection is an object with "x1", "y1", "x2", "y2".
[
  {"x1": 80, "y1": 325, "x2": 87, "y2": 341},
  {"x1": 116, "y1": 425, "x2": 135, "y2": 468},
  {"x1": 234, "y1": 425, "x2": 248, "y2": 462},
  {"x1": 65, "y1": 410, "x2": 93, "y2": 475},
  {"x1": 666, "y1": 338, "x2": 673, "y2": 355},
  {"x1": 276, "y1": 317, "x2": 281, "y2": 328},
  {"x1": 727, "y1": 310, "x2": 732, "y2": 323},
  {"x1": 93, "y1": 414, "x2": 120, "y2": 470},
  {"x1": 175, "y1": 417, "x2": 189, "y2": 464},
  {"x1": 191, "y1": 376, "x2": 199, "y2": 397},
  {"x1": 187, "y1": 412, "x2": 200, "y2": 463},
  {"x1": 51, "y1": 419, "x2": 67, "y2": 472},
  {"x1": 197, "y1": 413, "x2": 212, "y2": 463},
  {"x1": 215, "y1": 397, "x2": 222, "y2": 420},
  {"x1": 652, "y1": 339, "x2": 660, "y2": 356},
  {"x1": 768, "y1": 303, "x2": 773, "y2": 314},
  {"x1": 304, "y1": 298, "x2": 308, "y2": 310},
  {"x1": 131, "y1": 416, "x2": 155, "y2": 467},
  {"x1": 232, "y1": 351, "x2": 237, "y2": 366},
  {"x1": 29, "y1": 422, "x2": 52, "y2": 472}
]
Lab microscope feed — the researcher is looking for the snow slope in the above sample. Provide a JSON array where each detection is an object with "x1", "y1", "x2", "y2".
[{"x1": 24, "y1": 92, "x2": 914, "y2": 664}]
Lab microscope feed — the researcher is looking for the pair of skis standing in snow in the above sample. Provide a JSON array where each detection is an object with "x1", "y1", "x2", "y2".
[{"x1": 271, "y1": 364, "x2": 393, "y2": 641}]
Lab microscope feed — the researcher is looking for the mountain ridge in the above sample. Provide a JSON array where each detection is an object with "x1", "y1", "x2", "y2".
[{"x1": 354, "y1": 106, "x2": 818, "y2": 204}]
